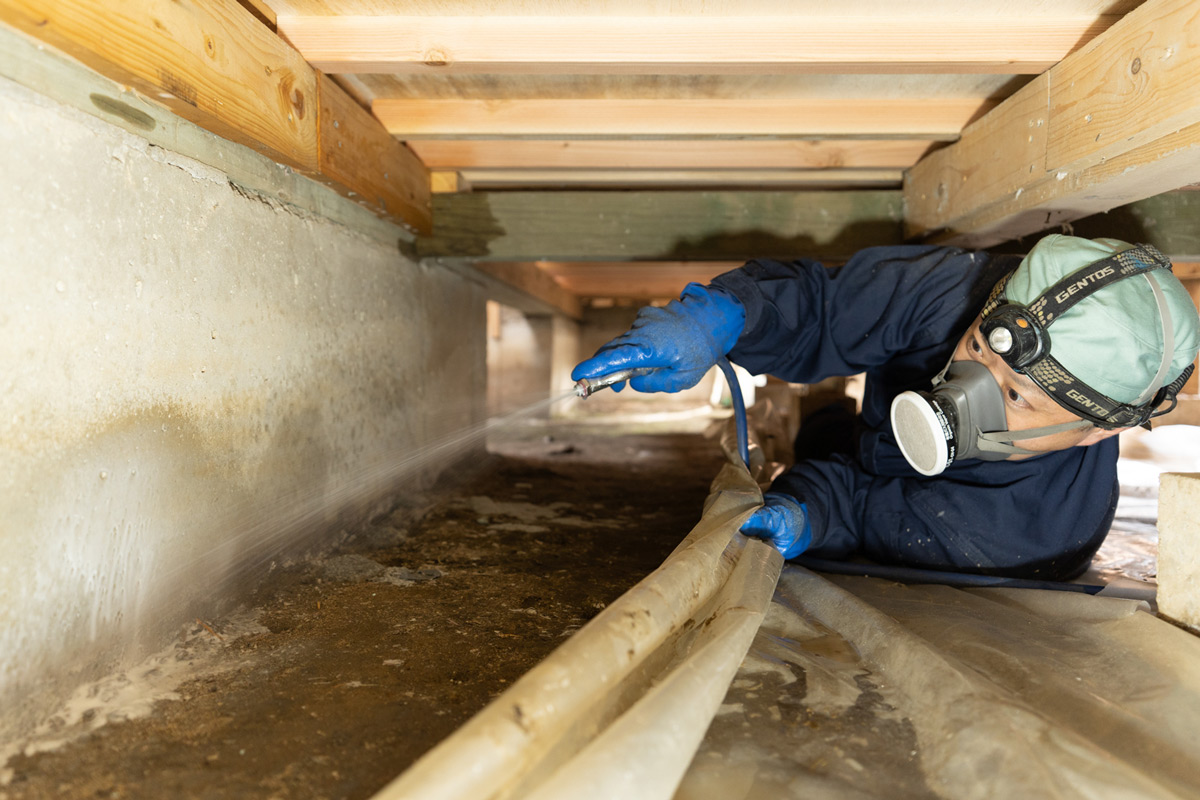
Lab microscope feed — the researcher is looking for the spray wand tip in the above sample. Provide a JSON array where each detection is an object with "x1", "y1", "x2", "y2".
[{"x1": 572, "y1": 367, "x2": 655, "y2": 399}]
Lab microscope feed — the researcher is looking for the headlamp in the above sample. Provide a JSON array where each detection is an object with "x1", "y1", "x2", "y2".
[
  {"x1": 980, "y1": 305, "x2": 1045, "y2": 369},
  {"x1": 979, "y1": 244, "x2": 1188, "y2": 430}
]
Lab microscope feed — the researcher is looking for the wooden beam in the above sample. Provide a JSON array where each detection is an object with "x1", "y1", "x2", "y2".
[
  {"x1": 905, "y1": 0, "x2": 1200, "y2": 246},
  {"x1": 909, "y1": 119, "x2": 1200, "y2": 248},
  {"x1": 374, "y1": 98, "x2": 993, "y2": 140},
  {"x1": 472, "y1": 262, "x2": 584, "y2": 321},
  {"x1": 409, "y1": 140, "x2": 936, "y2": 170},
  {"x1": 277, "y1": 15, "x2": 1119, "y2": 75},
  {"x1": 0, "y1": 0, "x2": 431, "y2": 234},
  {"x1": 316, "y1": 74, "x2": 431, "y2": 231},
  {"x1": 0, "y1": 0, "x2": 317, "y2": 171},
  {"x1": 430, "y1": 171, "x2": 470, "y2": 193},
  {"x1": 457, "y1": 169, "x2": 903, "y2": 189},
  {"x1": 537, "y1": 262, "x2": 743, "y2": 299},
  {"x1": 418, "y1": 191, "x2": 903, "y2": 262}
]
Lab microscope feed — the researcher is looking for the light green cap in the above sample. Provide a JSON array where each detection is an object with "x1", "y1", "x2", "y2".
[{"x1": 1003, "y1": 234, "x2": 1200, "y2": 405}]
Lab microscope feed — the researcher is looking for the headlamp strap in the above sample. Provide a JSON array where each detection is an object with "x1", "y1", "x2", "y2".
[
  {"x1": 1162, "y1": 363, "x2": 1195, "y2": 400},
  {"x1": 1025, "y1": 244, "x2": 1173, "y2": 328},
  {"x1": 1149, "y1": 363, "x2": 1196, "y2": 421},
  {"x1": 1024, "y1": 354, "x2": 1156, "y2": 429}
]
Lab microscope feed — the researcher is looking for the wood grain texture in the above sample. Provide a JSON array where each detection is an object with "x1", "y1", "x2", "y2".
[
  {"x1": 316, "y1": 73, "x2": 431, "y2": 233},
  {"x1": 277, "y1": 15, "x2": 1119, "y2": 74},
  {"x1": 0, "y1": 0, "x2": 318, "y2": 170},
  {"x1": 408, "y1": 140, "x2": 936, "y2": 170},
  {"x1": 374, "y1": 98, "x2": 993, "y2": 139},
  {"x1": 905, "y1": 0, "x2": 1200, "y2": 243}
]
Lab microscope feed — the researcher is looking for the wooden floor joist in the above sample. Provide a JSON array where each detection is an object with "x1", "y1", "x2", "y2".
[
  {"x1": 457, "y1": 169, "x2": 904, "y2": 190},
  {"x1": 905, "y1": 0, "x2": 1200, "y2": 247},
  {"x1": 536, "y1": 262, "x2": 744, "y2": 300},
  {"x1": 315, "y1": 73, "x2": 430, "y2": 227},
  {"x1": 471, "y1": 262, "x2": 583, "y2": 320},
  {"x1": 277, "y1": 14, "x2": 1119, "y2": 75},
  {"x1": 408, "y1": 140, "x2": 937, "y2": 171},
  {"x1": 418, "y1": 191, "x2": 903, "y2": 263},
  {"x1": 0, "y1": 0, "x2": 431, "y2": 233},
  {"x1": 374, "y1": 98, "x2": 993, "y2": 140}
]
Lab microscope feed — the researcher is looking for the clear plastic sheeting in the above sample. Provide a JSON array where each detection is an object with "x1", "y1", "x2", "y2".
[
  {"x1": 372, "y1": 459, "x2": 782, "y2": 800},
  {"x1": 677, "y1": 567, "x2": 1200, "y2": 800}
]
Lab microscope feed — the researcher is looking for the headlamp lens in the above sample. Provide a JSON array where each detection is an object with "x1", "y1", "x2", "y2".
[{"x1": 987, "y1": 326, "x2": 1014, "y2": 354}]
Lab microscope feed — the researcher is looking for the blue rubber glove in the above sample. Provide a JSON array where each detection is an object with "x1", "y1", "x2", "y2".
[
  {"x1": 740, "y1": 492, "x2": 812, "y2": 559},
  {"x1": 571, "y1": 284, "x2": 745, "y2": 393}
]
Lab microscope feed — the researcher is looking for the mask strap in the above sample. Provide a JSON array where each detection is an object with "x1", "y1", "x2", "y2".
[
  {"x1": 976, "y1": 419, "x2": 1094, "y2": 456},
  {"x1": 931, "y1": 352, "x2": 956, "y2": 387}
]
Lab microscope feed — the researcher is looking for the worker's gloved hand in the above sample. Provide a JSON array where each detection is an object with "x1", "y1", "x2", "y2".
[
  {"x1": 740, "y1": 492, "x2": 812, "y2": 559},
  {"x1": 571, "y1": 284, "x2": 745, "y2": 393}
]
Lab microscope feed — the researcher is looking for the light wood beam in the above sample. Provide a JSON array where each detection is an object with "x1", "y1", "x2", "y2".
[
  {"x1": 458, "y1": 169, "x2": 903, "y2": 189},
  {"x1": 905, "y1": 0, "x2": 1200, "y2": 246},
  {"x1": 472, "y1": 263, "x2": 583, "y2": 320},
  {"x1": 408, "y1": 140, "x2": 936, "y2": 170},
  {"x1": 316, "y1": 74, "x2": 431, "y2": 230},
  {"x1": 0, "y1": 0, "x2": 431, "y2": 233},
  {"x1": 418, "y1": 191, "x2": 902, "y2": 262},
  {"x1": 374, "y1": 98, "x2": 993, "y2": 140},
  {"x1": 430, "y1": 171, "x2": 470, "y2": 193},
  {"x1": 537, "y1": 262, "x2": 743, "y2": 299},
  {"x1": 278, "y1": 15, "x2": 1118, "y2": 75}
]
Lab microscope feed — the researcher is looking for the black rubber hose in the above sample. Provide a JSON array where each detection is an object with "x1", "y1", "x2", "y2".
[
  {"x1": 717, "y1": 357, "x2": 750, "y2": 469},
  {"x1": 792, "y1": 555, "x2": 1105, "y2": 594}
]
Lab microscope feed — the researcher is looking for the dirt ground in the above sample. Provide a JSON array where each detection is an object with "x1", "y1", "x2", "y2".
[{"x1": 3, "y1": 427, "x2": 725, "y2": 800}]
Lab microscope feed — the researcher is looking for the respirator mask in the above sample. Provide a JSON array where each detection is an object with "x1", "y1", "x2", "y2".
[{"x1": 890, "y1": 244, "x2": 1194, "y2": 477}]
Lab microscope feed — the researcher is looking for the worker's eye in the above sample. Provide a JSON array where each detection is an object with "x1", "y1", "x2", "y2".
[
  {"x1": 970, "y1": 335, "x2": 983, "y2": 354},
  {"x1": 1007, "y1": 387, "x2": 1023, "y2": 404}
]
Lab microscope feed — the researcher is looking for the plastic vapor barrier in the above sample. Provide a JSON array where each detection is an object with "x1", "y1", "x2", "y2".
[
  {"x1": 677, "y1": 568, "x2": 1200, "y2": 799},
  {"x1": 371, "y1": 453, "x2": 783, "y2": 800}
]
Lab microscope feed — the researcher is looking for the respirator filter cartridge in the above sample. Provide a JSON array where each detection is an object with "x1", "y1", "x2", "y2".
[{"x1": 890, "y1": 390, "x2": 960, "y2": 476}]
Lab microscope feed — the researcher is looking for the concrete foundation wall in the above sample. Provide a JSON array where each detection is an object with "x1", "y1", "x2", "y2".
[{"x1": 0, "y1": 76, "x2": 485, "y2": 741}]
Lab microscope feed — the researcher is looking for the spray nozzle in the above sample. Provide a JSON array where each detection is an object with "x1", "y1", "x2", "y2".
[{"x1": 573, "y1": 367, "x2": 657, "y2": 398}]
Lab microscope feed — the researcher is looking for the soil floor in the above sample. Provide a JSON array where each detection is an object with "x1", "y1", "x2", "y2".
[{"x1": 3, "y1": 426, "x2": 725, "y2": 800}]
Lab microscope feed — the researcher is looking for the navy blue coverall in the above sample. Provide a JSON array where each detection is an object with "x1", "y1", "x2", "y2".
[{"x1": 710, "y1": 245, "x2": 1119, "y2": 580}]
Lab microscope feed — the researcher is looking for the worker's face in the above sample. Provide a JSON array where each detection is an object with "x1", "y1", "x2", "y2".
[{"x1": 952, "y1": 317, "x2": 1125, "y2": 457}]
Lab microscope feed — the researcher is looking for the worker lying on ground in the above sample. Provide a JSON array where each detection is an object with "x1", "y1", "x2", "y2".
[{"x1": 572, "y1": 236, "x2": 1200, "y2": 580}]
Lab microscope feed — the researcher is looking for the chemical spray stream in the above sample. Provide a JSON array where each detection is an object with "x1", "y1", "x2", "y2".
[
  {"x1": 575, "y1": 358, "x2": 751, "y2": 469},
  {"x1": 159, "y1": 390, "x2": 578, "y2": 590}
]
